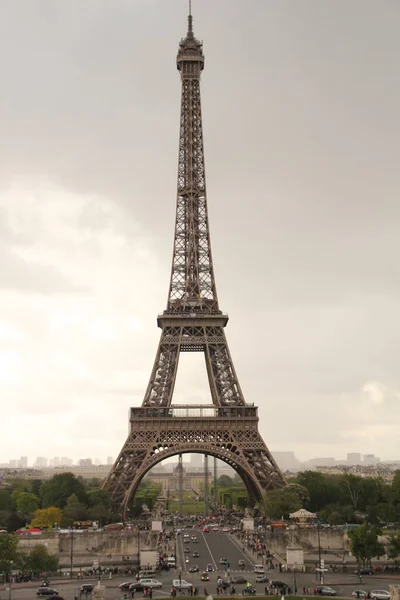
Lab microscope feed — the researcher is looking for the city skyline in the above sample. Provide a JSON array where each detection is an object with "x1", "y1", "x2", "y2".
[
  {"x1": 1, "y1": 1, "x2": 399, "y2": 462},
  {"x1": 1, "y1": 450, "x2": 398, "y2": 471}
]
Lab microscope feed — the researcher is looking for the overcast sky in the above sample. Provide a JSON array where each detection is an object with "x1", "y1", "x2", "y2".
[{"x1": 1, "y1": 0, "x2": 399, "y2": 466}]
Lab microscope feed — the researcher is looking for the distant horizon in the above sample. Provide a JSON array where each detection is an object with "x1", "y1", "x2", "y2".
[{"x1": 1, "y1": 450, "x2": 398, "y2": 468}]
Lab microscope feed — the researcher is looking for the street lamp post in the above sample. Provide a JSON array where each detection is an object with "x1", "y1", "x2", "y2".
[
  {"x1": 317, "y1": 522, "x2": 322, "y2": 583},
  {"x1": 137, "y1": 526, "x2": 141, "y2": 573},
  {"x1": 70, "y1": 527, "x2": 74, "y2": 579},
  {"x1": 9, "y1": 560, "x2": 13, "y2": 600}
]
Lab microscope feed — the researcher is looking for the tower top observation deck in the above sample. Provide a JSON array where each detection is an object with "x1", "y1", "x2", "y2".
[{"x1": 177, "y1": 8, "x2": 204, "y2": 72}]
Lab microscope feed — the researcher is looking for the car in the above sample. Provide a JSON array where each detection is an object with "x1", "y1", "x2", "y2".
[
  {"x1": 253, "y1": 564, "x2": 265, "y2": 574},
  {"x1": 129, "y1": 583, "x2": 144, "y2": 592},
  {"x1": 203, "y1": 526, "x2": 209, "y2": 532},
  {"x1": 219, "y1": 558, "x2": 228, "y2": 565},
  {"x1": 185, "y1": 558, "x2": 190, "y2": 563},
  {"x1": 352, "y1": 591, "x2": 368, "y2": 599},
  {"x1": 256, "y1": 576, "x2": 269, "y2": 583},
  {"x1": 222, "y1": 527, "x2": 231, "y2": 532},
  {"x1": 192, "y1": 552, "x2": 200, "y2": 558},
  {"x1": 207, "y1": 563, "x2": 214, "y2": 572},
  {"x1": 192, "y1": 538, "x2": 199, "y2": 543},
  {"x1": 189, "y1": 565, "x2": 199, "y2": 573},
  {"x1": 172, "y1": 579, "x2": 192, "y2": 591},
  {"x1": 119, "y1": 583, "x2": 134, "y2": 591},
  {"x1": 201, "y1": 573, "x2": 210, "y2": 582},
  {"x1": 270, "y1": 581, "x2": 288, "y2": 590},
  {"x1": 356, "y1": 568, "x2": 374, "y2": 575},
  {"x1": 238, "y1": 559, "x2": 245, "y2": 567},
  {"x1": 232, "y1": 576, "x2": 247, "y2": 584},
  {"x1": 370, "y1": 591, "x2": 390, "y2": 600},
  {"x1": 139, "y1": 579, "x2": 162, "y2": 589},
  {"x1": 184, "y1": 538, "x2": 190, "y2": 543},
  {"x1": 80, "y1": 585, "x2": 94, "y2": 593},
  {"x1": 316, "y1": 586, "x2": 337, "y2": 596},
  {"x1": 191, "y1": 536, "x2": 197, "y2": 541},
  {"x1": 184, "y1": 548, "x2": 190, "y2": 554},
  {"x1": 37, "y1": 589, "x2": 59, "y2": 597},
  {"x1": 138, "y1": 570, "x2": 156, "y2": 579}
]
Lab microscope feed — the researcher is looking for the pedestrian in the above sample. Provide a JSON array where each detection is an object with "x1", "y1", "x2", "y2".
[{"x1": 149, "y1": 589, "x2": 153, "y2": 600}]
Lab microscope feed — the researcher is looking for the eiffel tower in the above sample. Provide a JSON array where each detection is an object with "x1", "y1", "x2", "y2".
[{"x1": 104, "y1": 10, "x2": 286, "y2": 516}]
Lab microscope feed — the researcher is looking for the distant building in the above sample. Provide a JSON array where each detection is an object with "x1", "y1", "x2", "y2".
[
  {"x1": 78, "y1": 458, "x2": 93, "y2": 466},
  {"x1": 19, "y1": 456, "x2": 28, "y2": 468},
  {"x1": 107, "y1": 456, "x2": 114, "y2": 465},
  {"x1": 363, "y1": 454, "x2": 380, "y2": 465},
  {"x1": 273, "y1": 451, "x2": 302, "y2": 471},
  {"x1": 347, "y1": 453, "x2": 361, "y2": 465}
]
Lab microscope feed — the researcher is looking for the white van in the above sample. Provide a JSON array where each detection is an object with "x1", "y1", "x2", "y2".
[
  {"x1": 254, "y1": 564, "x2": 265, "y2": 574},
  {"x1": 167, "y1": 556, "x2": 176, "y2": 568}
]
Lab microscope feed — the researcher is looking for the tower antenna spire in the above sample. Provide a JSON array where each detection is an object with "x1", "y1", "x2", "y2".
[{"x1": 188, "y1": 0, "x2": 193, "y2": 37}]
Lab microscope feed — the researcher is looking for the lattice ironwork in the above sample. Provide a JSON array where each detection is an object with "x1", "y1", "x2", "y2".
[{"x1": 104, "y1": 13, "x2": 286, "y2": 515}]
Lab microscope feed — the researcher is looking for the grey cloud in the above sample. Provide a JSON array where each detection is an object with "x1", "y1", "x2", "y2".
[
  {"x1": 0, "y1": 248, "x2": 88, "y2": 293},
  {"x1": 0, "y1": 0, "x2": 399, "y2": 462}
]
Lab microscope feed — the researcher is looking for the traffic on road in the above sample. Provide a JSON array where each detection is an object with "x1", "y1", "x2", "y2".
[{"x1": 3, "y1": 527, "x2": 399, "y2": 599}]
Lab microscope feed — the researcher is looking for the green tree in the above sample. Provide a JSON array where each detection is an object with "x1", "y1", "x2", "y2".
[
  {"x1": 87, "y1": 490, "x2": 110, "y2": 508},
  {"x1": 388, "y1": 534, "x2": 400, "y2": 561},
  {"x1": 265, "y1": 487, "x2": 302, "y2": 519},
  {"x1": 62, "y1": 501, "x2": 89, "y2": 525},
  {"x1": 31, "y1": 507, "x2": 62, "y2": 529},
  {"x1": 0, "y1": 489, "x2": 11, "y2": 511},
  {"x1": 22, "y1": 544, "x2": 59, "y2": 573},
  {"x1": 88, "y1": 503, "x2": 109, "y2": 524},
  {"x1": 0, "y1": 534, "x2": 20, "y2": 572},
  {"x1": 348, "y1": 522, "x2": 385, "y2": 566},
  {"x1": 40, "y1": 473, "x2": 87, "y2": 508},
  {"x1": 294, "y1": 471, "x2": 340, "y2": 511},
  {"x1": 16, "y1": 493, "x2": 40, "y2": 519}
]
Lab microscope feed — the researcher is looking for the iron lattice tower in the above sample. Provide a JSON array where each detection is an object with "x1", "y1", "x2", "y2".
[{"x1": 104, "y1": 12, "x2": 286, "y2": 515}]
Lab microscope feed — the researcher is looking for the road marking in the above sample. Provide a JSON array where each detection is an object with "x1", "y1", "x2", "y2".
[
  {"x1": 200, "y1": 531, "x2": 218, "y2": 572},
  {"x1": 227, "y1": 533, "x2": 256, "y2": 569}
]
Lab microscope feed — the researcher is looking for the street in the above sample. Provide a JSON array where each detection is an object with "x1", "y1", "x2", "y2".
[{"x1": 3, "y1": 530, "x2": 400, "y2": 599}]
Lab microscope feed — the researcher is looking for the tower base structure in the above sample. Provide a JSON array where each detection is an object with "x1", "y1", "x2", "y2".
[{"x1": 106, "y1": 405, "x2": 285, "y2": 517}]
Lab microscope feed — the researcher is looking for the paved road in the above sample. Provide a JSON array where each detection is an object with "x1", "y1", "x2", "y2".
[{"x1": 3, "y1": 529, "x2": 400, "y2": 600}]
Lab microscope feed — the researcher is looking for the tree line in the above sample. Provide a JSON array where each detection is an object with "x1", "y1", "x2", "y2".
[{"x1": 0, "y1": 473, "x2": 163, "y2": 532}]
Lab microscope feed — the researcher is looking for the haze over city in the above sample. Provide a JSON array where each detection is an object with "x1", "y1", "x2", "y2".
[{"x1": 1, "y1": 0, "x2": 399, "y2": 464}]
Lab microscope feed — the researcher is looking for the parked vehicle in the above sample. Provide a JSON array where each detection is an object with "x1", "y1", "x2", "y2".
[
  {"x1": 138, "y1": 579, "x2": 162, "y2": 589},
  {"x1": 356, "y1": 568, "x2": 374, "y2": 575},
  {"x1": 36, "y1": 588, "x2": 59, "y2": 597},
  {"x1": 352, "y1": 590, "x2": 368, "y2": 599},
  {"x1": 80, "y1": 585, "x2": 94, "y2": 593},
  {"x1": 129, "y1": 583, "x2": 144, "y2": 592},
  {"x1": 316, "y1": 586, "x2": 337, "y2": 596},
  {"x1": 370, "y1": 591, "x2": 390, "y2": 600},
  {"x1": 232, "y1": 576, "x2": 247, "y2": 584},
  {"x1": 270, "y1": 581, "x2": 287, "y2": 590},
  {"x1": 256, "y1": 575, "x2": 269, "y2": 583},
  {"x1": 172, "y1": 579, "x2": 192, "y2": 591}
]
